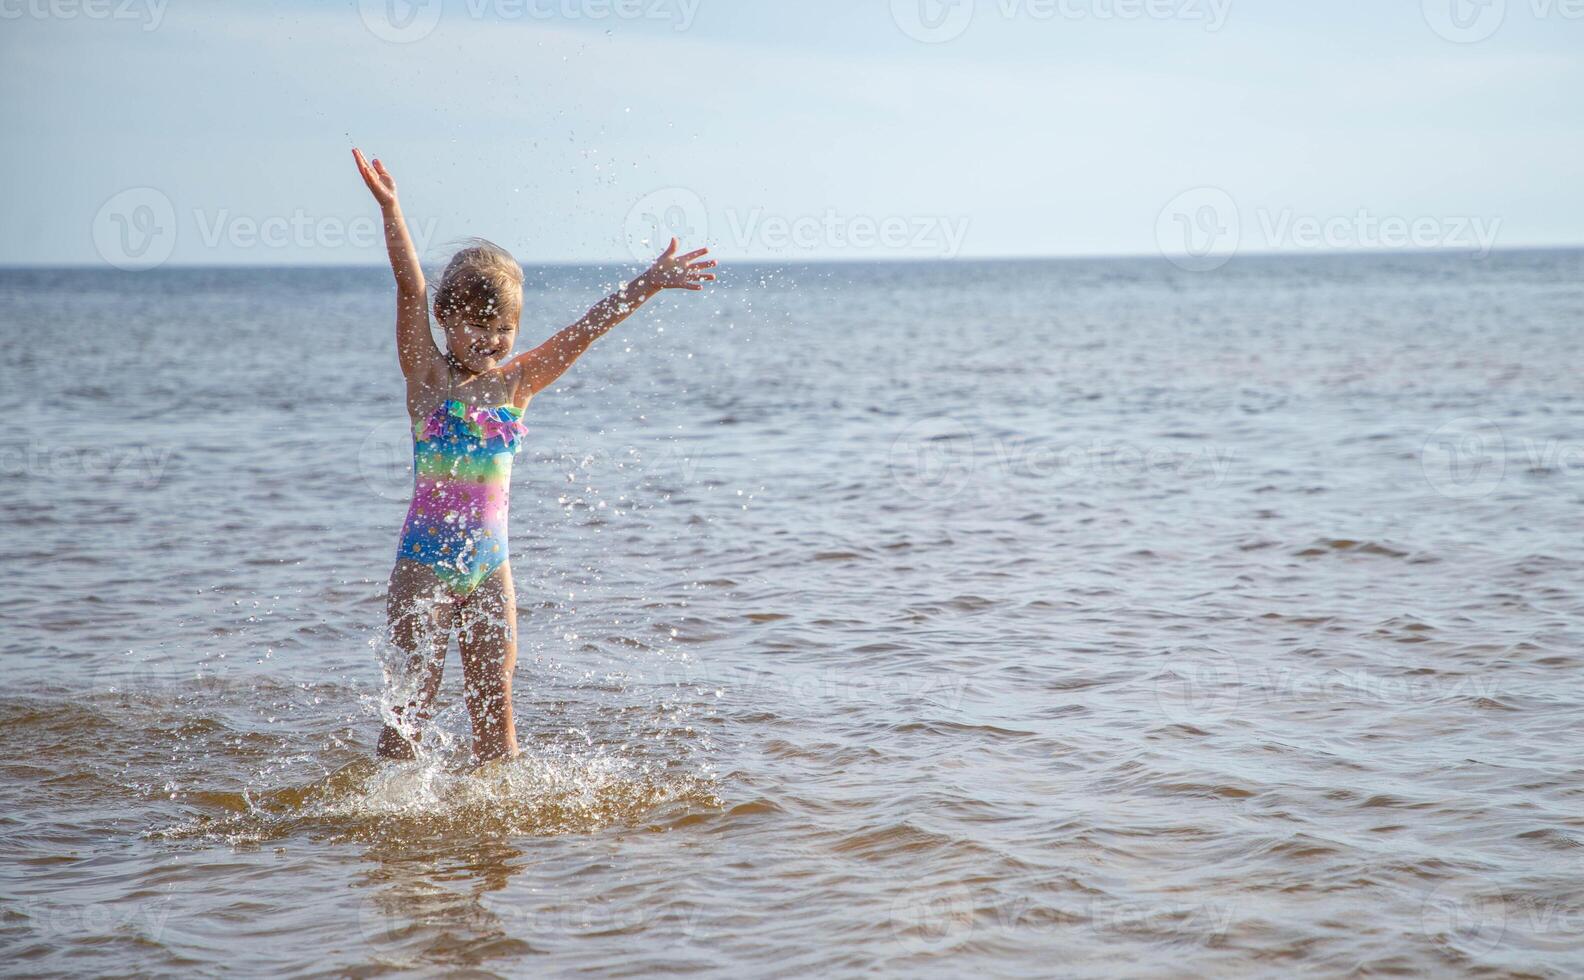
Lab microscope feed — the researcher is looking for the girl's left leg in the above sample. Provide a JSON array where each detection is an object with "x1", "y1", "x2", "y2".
[
  {"x1": 379, "y1": 559, "x2": 455, "y2": 760},
  {"x1": 457, "y1": 564, "x2": 521, "y2": 764}
]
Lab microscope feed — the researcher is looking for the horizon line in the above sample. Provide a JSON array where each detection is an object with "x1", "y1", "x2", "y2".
[{"x1": 3, "y1": 242, "x2": 1582, "y2": 271}]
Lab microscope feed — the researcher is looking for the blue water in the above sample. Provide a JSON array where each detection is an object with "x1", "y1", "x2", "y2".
[{"x1": 2, "y1": 251, "x2": 1583, "y2": 976}]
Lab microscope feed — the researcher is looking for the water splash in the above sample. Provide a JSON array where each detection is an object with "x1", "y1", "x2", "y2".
[{"x1": 155, "y1": 742, "x2": 720, "y2": 846}]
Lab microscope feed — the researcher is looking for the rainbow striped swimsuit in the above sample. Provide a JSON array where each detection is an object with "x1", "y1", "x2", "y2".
[{"x1": 397, "y1": 399, "x2": 529, "y2": 595}]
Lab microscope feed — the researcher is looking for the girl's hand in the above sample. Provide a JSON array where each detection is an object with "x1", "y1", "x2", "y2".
[
  {"x1": 641, "y1": 238, "x2": 716, "y2": 292},
  {"x1": 352, "y1": 148, "x2": 399, "y2": 210}
]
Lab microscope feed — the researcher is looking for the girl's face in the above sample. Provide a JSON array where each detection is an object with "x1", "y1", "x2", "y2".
[{"x1": 442, "y1": 310, "x2": 519, "y2": 374}]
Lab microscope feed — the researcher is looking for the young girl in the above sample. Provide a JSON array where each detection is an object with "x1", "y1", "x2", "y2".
[{"x1": 352, "y1": 148, "x2": 716, "y2": 765}]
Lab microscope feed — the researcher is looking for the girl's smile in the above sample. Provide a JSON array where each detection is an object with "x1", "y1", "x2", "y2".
[{"x1": 446, "y1": 317, "x2": 518, "y2": 372}]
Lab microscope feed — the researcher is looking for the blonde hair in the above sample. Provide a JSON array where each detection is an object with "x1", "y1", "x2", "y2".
[{"x1": 433, "y1": 239, "x2": 523, "y2": 322}]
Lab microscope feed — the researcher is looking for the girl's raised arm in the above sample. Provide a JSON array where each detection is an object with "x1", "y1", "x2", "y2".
[
  {"x1": 508, "y1": 238, "x2": 715, "y2": 399},
  {"x1": 352, "y1": 149, "x2": 445, "y2": 383}
]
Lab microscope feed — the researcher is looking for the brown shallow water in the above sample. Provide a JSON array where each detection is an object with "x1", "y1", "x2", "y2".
[{"x1": 2, "y1": 254, "x2": 1583, "y2": 977}]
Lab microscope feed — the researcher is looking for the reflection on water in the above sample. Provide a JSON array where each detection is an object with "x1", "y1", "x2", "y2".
[{"x1": 2, "y1": 255, "x2": 1584, "y2": 975}]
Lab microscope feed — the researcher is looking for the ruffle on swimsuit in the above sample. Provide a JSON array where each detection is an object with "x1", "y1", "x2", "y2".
[{"x1": 418, "y1": 399, "x2": 530, "y2": 448}]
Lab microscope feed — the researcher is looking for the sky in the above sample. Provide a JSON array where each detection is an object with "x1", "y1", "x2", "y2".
[{"x1": 2, "y1": 0, "x2": 1581, "y2": 266}]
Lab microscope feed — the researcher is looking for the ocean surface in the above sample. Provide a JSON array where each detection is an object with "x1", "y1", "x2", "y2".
[{"x1": 2, "y1": 251, "x2": 1583, "y2": 977}]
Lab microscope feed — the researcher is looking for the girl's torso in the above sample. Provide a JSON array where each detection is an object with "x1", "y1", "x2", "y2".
[{"x1": 397, "y1": 362, "x2": 531, "y2": 595}]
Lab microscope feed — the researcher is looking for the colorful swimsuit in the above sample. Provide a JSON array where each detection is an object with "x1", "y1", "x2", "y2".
[{"x1": 397, "y1": 398, "x2": 529, "y2": 595}]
